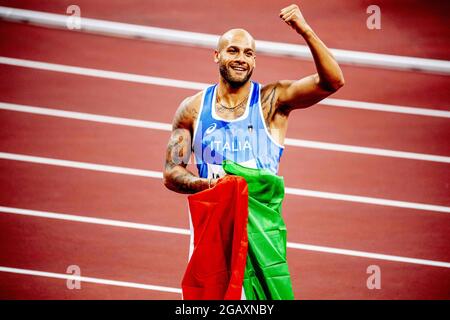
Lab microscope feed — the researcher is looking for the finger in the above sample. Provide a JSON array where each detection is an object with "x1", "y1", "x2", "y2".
[
  {"x1": 280, "y1": 5, "x2": 295, "y2": 14},
  {"x1": 280, "y1": 8, "x2": 294, "y2": 19},
  {"x1": 279, "y1": 4, "x2": 295, "y2": 15},
  {"x1": 281, "y1": 10, "x2": 296, "y2": 22},
  {"x1": 283, "y1": 10, "x2": 297, "y2": 22},
  {"x1": 279, "y1": 7, "x2": 290, "y2": 15},
  {"x1": 283, "y1": 4, "x2": 297, "y2": 11},
  {"x1": 279, "y1": 8, "x2": 290, "y2": 17},
  {"x1": 285, "y1": 4, "x2": 298, "y2": 12}
]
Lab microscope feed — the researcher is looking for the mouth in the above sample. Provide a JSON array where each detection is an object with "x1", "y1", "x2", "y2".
[{"x1": 230, "y1": 65, "x2": 247, "y2": 72}]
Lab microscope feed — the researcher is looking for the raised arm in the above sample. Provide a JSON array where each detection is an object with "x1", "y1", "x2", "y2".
[
  {"x1": 163, "y1": 97, "x2": 211, "y2": 194},
  {"x1": 273, "y1": 4, "x2": 345, "y2": 113}
]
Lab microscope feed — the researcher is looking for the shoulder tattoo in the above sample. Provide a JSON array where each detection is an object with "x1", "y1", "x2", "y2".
[{"x1": 261, "y1": 85, "x2": 277, "y2": 126}]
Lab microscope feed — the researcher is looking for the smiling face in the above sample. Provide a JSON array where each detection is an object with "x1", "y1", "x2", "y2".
[{"x1": 215, "y1": 29, "x2": 256, "y2": 88}]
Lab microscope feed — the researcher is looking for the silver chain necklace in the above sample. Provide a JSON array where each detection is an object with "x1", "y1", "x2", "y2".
[{"x1": 216, "y1": 92, "x2": 249, "y2": 112}]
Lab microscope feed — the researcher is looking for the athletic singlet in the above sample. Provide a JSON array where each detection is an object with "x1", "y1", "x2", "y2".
[{"x1": 192, "y1": 81, "x2": 284, "y2": 178}]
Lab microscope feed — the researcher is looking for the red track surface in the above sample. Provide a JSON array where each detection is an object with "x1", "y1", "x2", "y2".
[
  {"x1": 0, "y1": 1, "x2": 449, "y2": 299},
  {"x1": 3, "y1": 0, "x2": 450, "y2": 59}
]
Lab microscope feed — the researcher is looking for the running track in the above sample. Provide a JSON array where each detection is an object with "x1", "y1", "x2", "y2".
[{"x1": 0, "y1": 1, "x2": 449, "y2": 299}]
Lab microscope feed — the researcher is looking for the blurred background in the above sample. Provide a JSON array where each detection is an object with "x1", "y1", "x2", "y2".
[{"x1": 0, "y1": 0, "x2": 449, "y2": 299}]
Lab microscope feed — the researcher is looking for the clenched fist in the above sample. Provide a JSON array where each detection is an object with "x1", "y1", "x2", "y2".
[{"x1": 279, "y1": 4, "x2": 309, "y2": 34}]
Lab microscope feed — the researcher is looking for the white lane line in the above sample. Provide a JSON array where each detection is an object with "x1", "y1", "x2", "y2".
[
  {"x1": 321, "y1": 98, "x2": 450, "y2": 118},
  {"x1": 283, "y1": 138, "x2": 450, "y2": 163},
  {"x1": 0, "y1": 266, "x2": 182, "y2": 294},
  {"x1": 286, "y1": 243, "x2": 450, "y2": 268},
  {"x1": 1, "y1": 152, "x2": 449, "y2": 214},
  {"x1": 0, "y1": 6, "x2": 449, "y2": 75},
  {"x1": 1, "y1": 205, "x2": 449, "y2": 268},
  {"x1": 0, "y1": 56, "x2": 206, "y2": 90},
  {"x1": 0, "y1": 102, "x2": 172, "y2": 131},
  {"x1": 1, "y1": 56, "x2": 449, "y2": 119},
  {"x1": 1, "y1": 101, "x2": 449, "y2": 163},
  {"x1": 0, "y1": 205, "x2": 189, "y2": 235},
  {"x1": 284, "y1": 188, "x2": 450, "y2": 213},
  {"x1": 0, "y1": 151, "x2": 163, "y2": 179}
]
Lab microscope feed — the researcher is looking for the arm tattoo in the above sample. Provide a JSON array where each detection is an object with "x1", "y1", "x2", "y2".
[
  {"x1": 167, "y1": 169, "x2": 207, "y2": 194},
  {"x1": 191, "y1": 107, "x2": 198, "y2": 122},
  {"x1": 164, "y1": 99, "x2": 208, "y2": 194}
]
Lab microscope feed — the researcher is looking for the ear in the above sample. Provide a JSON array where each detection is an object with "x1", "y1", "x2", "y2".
[{"x1": 214, "y1": 50, "x2": 220, "y2": 64}]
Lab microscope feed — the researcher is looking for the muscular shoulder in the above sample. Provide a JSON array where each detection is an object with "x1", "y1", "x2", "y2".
[{"x1": 172, "y1": 91, "x2": 203, "y2": 132}]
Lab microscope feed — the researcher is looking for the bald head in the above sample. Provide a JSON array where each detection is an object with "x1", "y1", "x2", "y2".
[
  {"x1": 217, "y1": 28, "x2": 256, "y2": 52},
  {"x1": 215, "y1": 28, "x2": 256, "y2": 87}
]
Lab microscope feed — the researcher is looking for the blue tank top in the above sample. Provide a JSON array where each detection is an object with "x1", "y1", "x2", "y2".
[{"x1": 192, "y1": 81, "x2": 284, "y2": 179}]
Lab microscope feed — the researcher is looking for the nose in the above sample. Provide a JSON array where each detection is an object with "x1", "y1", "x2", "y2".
[{"x1": 234, "y1": 52, "x2": 246, "y2": 64}]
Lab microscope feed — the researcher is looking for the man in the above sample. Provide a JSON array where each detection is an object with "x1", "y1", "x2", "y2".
[
  {"x1": 163, "y1": 4, "x2": 344, "y2": 192},
  {"x1": 164, "y1": 4, "x2": 344, "y2": 300}
]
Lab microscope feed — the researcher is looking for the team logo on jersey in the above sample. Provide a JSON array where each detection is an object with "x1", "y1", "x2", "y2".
[{"x1": 205, "y1": 123, "x2": 217, "y2": 135}]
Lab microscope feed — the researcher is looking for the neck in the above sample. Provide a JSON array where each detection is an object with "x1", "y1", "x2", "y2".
[{"x1": 217, "y1": 77, "x2": 251, "y2": 106}]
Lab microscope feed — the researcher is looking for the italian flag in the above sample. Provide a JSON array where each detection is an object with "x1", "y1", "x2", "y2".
[{"x1": 182, "y1": 160, "x2": 294, "y2": 300}]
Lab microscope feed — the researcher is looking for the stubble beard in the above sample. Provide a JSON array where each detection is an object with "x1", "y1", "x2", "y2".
[{"x1": 219, "y1": 63, "x2": 253, "y2": 88}]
